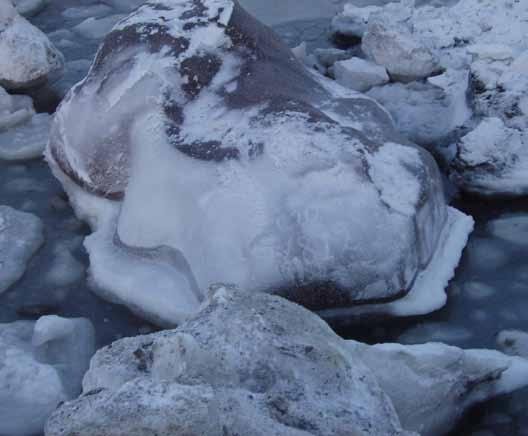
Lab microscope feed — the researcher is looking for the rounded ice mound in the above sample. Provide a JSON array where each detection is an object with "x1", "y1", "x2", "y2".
[
  {"x1": 47, "y1": 0, "x2": 472, "y2": 325},
  {"x1": 0, "y1": 0, "x2": 64, "y2": 90},
  {"x1": 0, "y1": 316, "x2": 95, "y2": 436}
]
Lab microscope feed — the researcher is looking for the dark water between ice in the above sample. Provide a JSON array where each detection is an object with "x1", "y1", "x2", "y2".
[{"x1": 1, "y1": 3, "x2": 527, "y2": 435}]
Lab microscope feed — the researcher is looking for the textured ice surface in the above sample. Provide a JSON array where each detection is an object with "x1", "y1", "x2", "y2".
[
  {"x1": 46, "y1": 287, "x2": 412, "y2": 436},
  {"x1": 0, "y1": 315, "x2": 95, "y2": 436},
  {"x1": 47, "y1": 0, "x2": 471, "y2": 326},
  {"x1": 0, "y1": 205, "x2": 44, "y2": 294},
  {"x1": 45, "y1": 287, "x2": 528, "y2": 436},
  {"x1": 0, "y1": 0, "x2": 63, "y2": 90}
]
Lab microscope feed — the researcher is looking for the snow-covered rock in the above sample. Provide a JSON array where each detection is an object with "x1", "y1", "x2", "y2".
[
  {"x1": 46, "y1": 286, "x2": 413, "y2": 436},
  {"x1": 362, "y1": 4, "x2": 439, "y2": 81},
  {"x1": 45, "y1": 287, "x2": 528, "y2": 436},
  {"x1": 0, "y1": 0, "x2": 64, "y2": 90},
  {"x1": 47, "y1": 0, "x2": 472, "y2": 326},
  {"x1": 333, "y1": 56, "x2": 389, "y2": 92},
  {"x1": 0, "y1": 205, "x2": 43, "y2": 294},
  {"x1": 368, "y1": 80, "x2": 467, "y2": 146},
  {"x1": 0, "y1": 112, "x2": 51, "y2": 160},
  {"x1": 497, "y1": 330, "x2": 528, "y2": 359},
  {"x1": 0, "y1": 316, "x2": 95, "y2": 436},
  {"x1": 452, "y1": 117, "x2": 528, "y2": 195},
  {"x1": 332, "y1": 4, "x2": 381, "y2": 39}
]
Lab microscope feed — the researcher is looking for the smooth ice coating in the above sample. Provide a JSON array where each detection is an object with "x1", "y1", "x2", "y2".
[
  {"x1": 0, "y1": 316, "x2": 95, "y2": 436},
  {"x1": 0, "y1": 205, "x2": 44, "y2": 293},
  {"x1": 47, "y1": 0, "x2": 471, "y2": 325}
]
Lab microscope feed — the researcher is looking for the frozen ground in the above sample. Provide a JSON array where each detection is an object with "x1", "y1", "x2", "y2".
[{"x1": 0, "y1": 0, "x2": 527, "y2": 435}]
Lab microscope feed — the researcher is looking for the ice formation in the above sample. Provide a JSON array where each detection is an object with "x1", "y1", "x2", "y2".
[
  {"x1": 356, "y1": 341, "x2": 528, "y2": 435},
  {"x1": 0, "y1": 315, "x2": 95, "y2": 436},
  {"x1": 45, "y1": 287, "x2": 528, "y2": 436},
  {"x1": 0, "y1": 205, "x2": 44, "y2": 294},
  {"x1": 0, "y1": 112, "x2": 51, "y2": 160},
  {"x1": 46, "y1": 0, "x2": 473, "y2": 326},
  {"x1": 332, "y1": 56, "x2": 389, "y2": 92},
  {"x1": 0, "y1": 0, "x2": 63, "y2": 90},
  {"x1": 331, "y1": 0, "x2": 528, "y2": 195},
  {"x1": 0, "y1": 84, "x2": 34, "y2": 130}
]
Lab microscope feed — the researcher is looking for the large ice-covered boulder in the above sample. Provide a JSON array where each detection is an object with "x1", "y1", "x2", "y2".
[
  {"x1": 0, "y1": 315, "x2": 95, "y2": 436},
  {"x1": 0, "y1": 205, "x2": 44, "y2": 293},
  {"x1": 46, "y1": 0, "x2": 472, "y2": 326},
  {"x1": 45, "y1": 287, "x2": 528, "y2": 436},
  {"x1": 0, "y1": 0, "x2": 63, "y2": 90}
]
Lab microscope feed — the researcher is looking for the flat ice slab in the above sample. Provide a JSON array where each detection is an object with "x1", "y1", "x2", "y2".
[{"x1": 0, "y1": 205, "x2": 44, "y2": 294}]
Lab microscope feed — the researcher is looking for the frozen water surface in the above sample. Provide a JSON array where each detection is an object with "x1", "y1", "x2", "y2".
[{"x1": 0, "y1": 0, "x2": 527, "y2": 435}]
